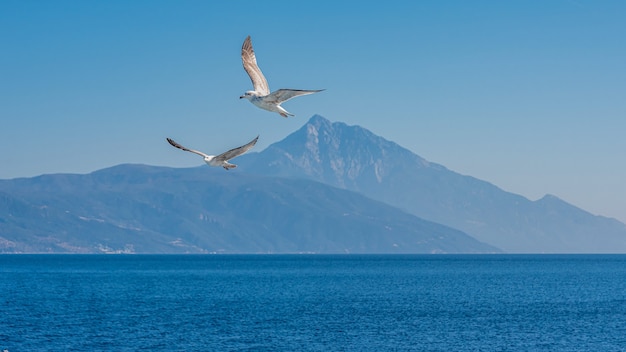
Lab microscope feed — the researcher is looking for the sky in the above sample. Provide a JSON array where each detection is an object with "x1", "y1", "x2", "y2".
[{"x1": 1, "y1": 1, "x2": 625, "y2": 222}]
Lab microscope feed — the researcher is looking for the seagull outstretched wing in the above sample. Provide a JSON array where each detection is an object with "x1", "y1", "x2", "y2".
[
  {"x1": 166, "y1": 138, "x2": 210, "y2": 158},
  {"x1": 266, "y1": 89, "x2": 325, "y2": 104},
  {"x1": 241, "y1": 36, "x2": 270, "y2": 96},
  {"x1": 215, "y1": 135, "x2": 259, "y2": 162}
]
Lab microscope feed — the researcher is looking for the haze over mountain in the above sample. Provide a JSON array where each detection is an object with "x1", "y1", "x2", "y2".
[
  {"x1": 2, "y1": 115, "x2": 624, "y2": 253},
  {"x1": 0, "y1": 165, "x2": 497, "y2": 254},
  {"x1": 239, "y1": 115, "x2": 626, "y2": 253}
]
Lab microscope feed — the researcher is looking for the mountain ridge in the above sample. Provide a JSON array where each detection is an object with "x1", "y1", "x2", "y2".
[
  {"x1": 239, "y1": 115, "x2": 626, "y2": 253},
  {"x1": 2, "y1": 115, "x2": 625, "y2": 253},
  {"x1": 0, "y1": 164, "x2": 498, "y2": 254}
]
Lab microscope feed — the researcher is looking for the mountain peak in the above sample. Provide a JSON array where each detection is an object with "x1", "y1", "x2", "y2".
[
  {"x1": 306, "y1": 114, "x2": 333, "y2": 128},
  {"x1": 240, "y1": 115, "x2": 626, "y2": 253},
  {"x1": 538, "y1": 194, "x2": 562, "y2": 203},
  {"x1": 301, "y1": 115, "x2": 374, "y2": 143},
  {"x1": 243, "y1": 115, "x2": 432, "y2": 189}
]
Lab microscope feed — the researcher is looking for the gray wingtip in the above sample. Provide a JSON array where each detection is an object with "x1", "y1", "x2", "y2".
[{"x1": 242, "y1": 35, "x2": 252, "y2": 49}]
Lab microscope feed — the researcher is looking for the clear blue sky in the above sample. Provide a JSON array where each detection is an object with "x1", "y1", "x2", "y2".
[{"x1": 1, "y1": 1, "x2": 625, "y2": 222}]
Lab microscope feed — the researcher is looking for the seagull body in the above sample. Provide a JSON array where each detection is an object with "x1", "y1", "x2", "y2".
[
  {"x1": 166, "y1": 136, "x2": 258, "y2": 170},
  {"x1": 239, "y1": 35, "x2": 323, "y2": 118}
]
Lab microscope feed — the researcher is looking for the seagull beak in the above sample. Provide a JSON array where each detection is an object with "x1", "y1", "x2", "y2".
[{"x1": 239, "y1": 95, "x2": 245, "y2": 99}]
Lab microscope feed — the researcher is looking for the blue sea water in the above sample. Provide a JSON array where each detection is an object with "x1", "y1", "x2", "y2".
[{"x1": 1, "y1": 255, "x2": 626, "y2": 351}]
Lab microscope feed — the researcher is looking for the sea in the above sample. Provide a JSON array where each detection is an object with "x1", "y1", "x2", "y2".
[{"x1": 1, "y1": 254, "x2": 625, "y2": 351}]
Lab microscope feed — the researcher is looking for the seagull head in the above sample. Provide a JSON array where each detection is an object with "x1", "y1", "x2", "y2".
[{"x1": 240, "y1": 91, "x2": 258, "y2": 100}]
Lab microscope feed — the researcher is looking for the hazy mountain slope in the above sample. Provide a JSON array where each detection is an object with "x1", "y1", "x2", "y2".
[
  {"x1": 0, "y1": 165, "x2": 497, "y2": 254},
  {"x1": 239, "y1": 115, "x2": 626, "y2": 253}
]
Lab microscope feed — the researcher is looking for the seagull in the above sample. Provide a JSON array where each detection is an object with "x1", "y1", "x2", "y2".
[
  {"x1": 239, "y1": 35, "x2": 323, "y2": 118},
  {"x1": 166, "y1": 136, "x2": 258, "y2": 170}
]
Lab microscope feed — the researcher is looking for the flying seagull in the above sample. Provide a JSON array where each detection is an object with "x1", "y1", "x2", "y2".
[
  {"x1": 239, "y1": 35, "x2": 323, "y2": 118},
  {"x1": 166, "y1": 136, "x2": 258, "y2": 170}
]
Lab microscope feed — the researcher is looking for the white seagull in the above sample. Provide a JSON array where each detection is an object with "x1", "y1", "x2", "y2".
[
  {"x1": 166, "y1": 136, "x2": 258, "y2": 170},
  {"x1": 239, "y1": 35, "x2": 323, "y2": 118}
]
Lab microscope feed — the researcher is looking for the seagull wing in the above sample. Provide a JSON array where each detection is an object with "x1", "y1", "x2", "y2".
[
  {"x1": 241, "y1": 36, "x2": 270, "y2": 96},
  {"x1": 166, "y1": 138, "x2": 210, "y2": 158},
  {"x1": 266, "y1": 89, "x2": 324, "y2": 103},
  {"x1": 215, "y1": 135, "x2": 259, "y2": 162}
]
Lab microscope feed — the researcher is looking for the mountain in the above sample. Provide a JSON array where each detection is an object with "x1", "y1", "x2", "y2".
[
  {"x1": 238, "y1": 115, "x2": 626, "y2": 253},
  {"x1": 0, "y1": 164, "x2": 498, "y2": 254}
]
